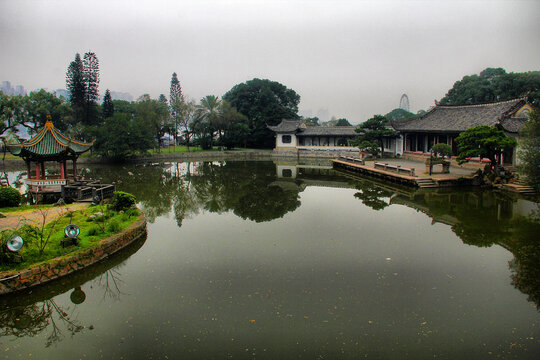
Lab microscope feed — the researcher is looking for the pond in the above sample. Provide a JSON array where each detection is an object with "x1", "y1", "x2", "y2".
[{"x1": 1, "y1": 160, "x2": 539, "y2": 359}]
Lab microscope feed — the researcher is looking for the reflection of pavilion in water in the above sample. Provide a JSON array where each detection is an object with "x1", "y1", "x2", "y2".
[{"x1": 0, "y1": 233, "x2": 147, "y2": 345}]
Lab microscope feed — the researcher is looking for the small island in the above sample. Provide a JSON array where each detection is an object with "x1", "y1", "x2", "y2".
[{"x1": 0, "y1": 191, "x2": 146, "y2": 295}]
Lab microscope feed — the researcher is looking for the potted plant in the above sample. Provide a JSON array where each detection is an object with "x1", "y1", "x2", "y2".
[{"x1": 425, "y1": 143, "x2": 452, "y2": 173}]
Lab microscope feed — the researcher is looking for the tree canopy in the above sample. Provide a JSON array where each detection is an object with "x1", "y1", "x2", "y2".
[
  {"x1": 223, "y1": 78, "x2": 300, "y2": 148},
  {"x1": 519, "y1": 110, "x2": 540, "y2": 189},
  {"x1": 455, "y1": 125, "x2": 517, "y2": 168},
  {"x1": 354, "y1": 115, "x2": 397, "y2": 156},
  {"x1": 440, "y1": 67, "x2": 540, "y2": 106}
]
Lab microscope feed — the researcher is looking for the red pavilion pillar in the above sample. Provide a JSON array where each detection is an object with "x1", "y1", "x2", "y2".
[
  {"x1": 60, "y1": 161, "x2": 65, "y2": 179},
  {"x1": 40, "y1": 162, "x2": 46, "y2": 180},
  {"x1": 73, "y1": 158, "x2": 77, "y2": 179},
  {"x1": 35, "y1": 163, "x2": 41, "y2": 180}
]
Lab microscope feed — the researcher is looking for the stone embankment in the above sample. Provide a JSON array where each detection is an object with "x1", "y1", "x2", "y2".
[{"x1": 0, "y1": 214, "x2": 147, "y2": 295}]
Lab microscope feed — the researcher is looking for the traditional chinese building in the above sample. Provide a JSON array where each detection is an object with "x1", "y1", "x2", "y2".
[
  {"x1": 269, "y1": 98, "x2": 533, "y2": 166},
  {"x1": 268, "y1": 119, "x2": 360, "y2": 155},
  {"x1": 4, "y1": 116, "x2": 94, "y2": 199},
  {"x1": 391, "y1": 97, "x2": 532, "y2": 165}
]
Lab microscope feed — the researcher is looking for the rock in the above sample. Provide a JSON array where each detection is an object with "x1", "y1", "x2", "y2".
[{"x1": 0, "y1": 212, "x2": 6, "y2": 218}]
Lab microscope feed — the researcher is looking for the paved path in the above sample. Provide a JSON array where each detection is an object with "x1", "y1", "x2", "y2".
[
  {"x1": 0, "y1": 203, "x2": 90, "y2": 230},
  {"x1": 364, "y1": 159, "x2": 477, "y2": 178}
]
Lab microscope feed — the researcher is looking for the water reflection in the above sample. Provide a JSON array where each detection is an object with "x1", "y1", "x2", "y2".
[
  {"x1": 0, "y1": 234, "x2": 146, "y2": 345},
  {"x1": 86, "y1": 161, "x2": 351, "y2": 225},
  {"x1": 342, "y1": 174, "x2": 540, "y2": 310}
]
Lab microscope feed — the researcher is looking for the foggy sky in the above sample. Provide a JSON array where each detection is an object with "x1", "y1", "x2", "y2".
[{"x1": 1, "y1": 0, "x2": 539, "y2": 123}]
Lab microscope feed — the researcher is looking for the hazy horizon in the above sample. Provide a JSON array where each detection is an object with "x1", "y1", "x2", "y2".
[{"x1": 1, "y1": 0, "x2": 539, "y2": 123}]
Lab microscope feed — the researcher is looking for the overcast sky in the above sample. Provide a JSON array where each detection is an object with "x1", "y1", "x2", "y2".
[{"x1": 1, "y1": 0, "x2": 539, "y2": 123}]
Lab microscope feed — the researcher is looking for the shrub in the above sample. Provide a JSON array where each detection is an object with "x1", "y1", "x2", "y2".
[
  {"x1": 431, "y1": 143, "x2": 452, "y2": 159},
  {"x1": 106, "y1": 219, "x2": 121, "y2": 233},
  {"x1": 0, "y1": 187, "x2": 22, "y2": 207},
  {"x1": 87, "y1": 226, "x2": 100, "y2": 236},
  {"x1": 109, "y1": 191, "x2": 136, "y2": 211}
]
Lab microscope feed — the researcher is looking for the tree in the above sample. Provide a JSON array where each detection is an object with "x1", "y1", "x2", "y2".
[
  {"x1": 66, "y1": 53, "x2": 85, "y2": 123},
  {"x1": 176, "y1": 99, "x2": 197, "y2": 152},
  {"x1": 169, "y1": 72, "x2": 183, "y2": 147},
  {"x1": 135, "y1": 94, "x2": 169, "y2": 148},
  {"x1": 92, "y1": 112, "x2": 155, "y2": 160},
  {"x1": 519, "y1": 110, "x2": 540, "y2": 189},
  {"x1": 82, "y1": 52, "x2": 100, "y2": 127},
  {"x1": 385, "y1": 108, "x2": 417, "y2": 122},
  {"x1": 440, "y1": 68, "x2": 540, "y2": 106},
  {"x1": 0, "y1": 93, "x2": 24, "y2": 136},
  {"x1": 21, "y1": 90, "x2": 72, "y2": 134},
  {"x1": 102, "y1": 89, "x2": 114, "y2": 119},
  {"x1": 354, "y1": 115, "x2": 397, "y2": 157},
  {"x1": 220, "y1": 100, "x2": 249, "y2": 149},
  {"x1": 335, "y1": 118, "x2": 352, "y2": 126},
  {"x1": 223, "y1": 78, "x2": 300, "y2": 148},
  {"x1": 196, "y1": 95, "x2": 222, "y2": 147},
  {"x1": 455, "y1": 125, "x2": 517, "y2": 169},
  {"x1": 304, "y1": 117, "x2": 320, "y2": 126}
]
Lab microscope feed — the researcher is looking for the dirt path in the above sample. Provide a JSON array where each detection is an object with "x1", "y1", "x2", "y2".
[{"x1": 0, "y1": 203, "x2": 90, "y2": 230}]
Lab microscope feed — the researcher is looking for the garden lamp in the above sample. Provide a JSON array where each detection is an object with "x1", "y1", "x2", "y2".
[
  {"x1": 3, "y1": 234, "x2": 24, "y2": 263},
  {"x1": 62, "y1": 224, "x2": 80, "y2": 248}
]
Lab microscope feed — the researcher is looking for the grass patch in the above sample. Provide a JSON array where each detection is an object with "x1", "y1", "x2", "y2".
[
  {"x1": 0, "y1": 204, "x2": 56, "y2": 214},
  {"x1": 0, "y1": 205, "x2": 141, "y2": 272}
]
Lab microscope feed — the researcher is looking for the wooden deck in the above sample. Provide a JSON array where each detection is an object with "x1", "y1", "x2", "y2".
[{"x1": 332, "y1": 158, "x2": 476, "y2": 188}]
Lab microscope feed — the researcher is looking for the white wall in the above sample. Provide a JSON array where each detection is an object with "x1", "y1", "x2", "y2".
[{"x1": 277, "y1": 133, "x2": 297, "y2": 148}]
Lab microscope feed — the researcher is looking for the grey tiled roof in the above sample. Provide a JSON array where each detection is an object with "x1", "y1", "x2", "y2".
[
  {"x1": 500, "y1": 117, "x2": 527, "y2": 133},
  {"x1": 267, "y1": 119, "x2": 304, "y2": 133},
  {"x1": 298, "y1": 126, "x2": 357, "y2": 136},
  {"x1": 393, "y1": 98, "x2": 527, "y2": 133},
  {"x1": 268, "y1": 119, "x2": 358, "y2": 136}
]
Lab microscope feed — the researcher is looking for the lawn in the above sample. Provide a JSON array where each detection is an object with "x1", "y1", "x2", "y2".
[{"x1": 0, "y1": 204, "x2": 141, "y2": 272}]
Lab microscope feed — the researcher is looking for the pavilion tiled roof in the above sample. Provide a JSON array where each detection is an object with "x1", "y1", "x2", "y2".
[
  {"x1": 268, "y1": 119, "x2": 358, "y2": 136},
  {"x1": 393, "y1": 98, "x2": 528, "y2": 133},
  {"x1": 267, "y1": 119, "x2": 305, "y2": 133},
  {"x1": 298, "y1": 126, "x2": 357, "y2": 136},
  {"x1": 5, "y1": 119, "x2": 93, "y2": 161}
]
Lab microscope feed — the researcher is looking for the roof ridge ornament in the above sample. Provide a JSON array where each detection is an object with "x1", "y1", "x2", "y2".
[{"x1": 45, "y1": 114, "x2": 53, "y2": 128}]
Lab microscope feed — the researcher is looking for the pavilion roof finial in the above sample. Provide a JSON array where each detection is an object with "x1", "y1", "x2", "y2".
[{"x1": 45, "y1": 114, "x2": 53, "y2": 128}]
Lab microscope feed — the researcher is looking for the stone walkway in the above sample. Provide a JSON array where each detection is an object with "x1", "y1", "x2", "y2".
[
  {"x1": 0, "y1": 203, "x2": 90, "y2": 230},
  {"x1": 364, "y1": 158, "x2": 477, "y2": 179}
]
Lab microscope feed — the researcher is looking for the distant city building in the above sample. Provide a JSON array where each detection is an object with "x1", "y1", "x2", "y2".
[
  {"x1": 54, "y1": 89, "x2": 69, "y2": 99},
  {"x1": 0, "y1": 81, "x2": 26, "y2": 96},
  {"x1": 316, "y1": 108, "x2": 330, "y2": 122},
  {"x1": 110, "y1": 91, "x2": 133, "y2": 102}
]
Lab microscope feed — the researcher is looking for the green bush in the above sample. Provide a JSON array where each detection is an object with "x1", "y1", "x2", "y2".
[
  {"x1": 431, "y1": 143, "x2": 453, "y2": 159},
  {"x1": 109, "y1": 191, "x2": 136, "y2": 211},
  {"x1": 0, "y1": 187, "x2": 22, "y2": 207},
  {"x1": 106, "y1": 219, "x2": 121, "y2": 233},
  {"x1": 86, "y1": 226, "x2": 100, "y2": 236}
]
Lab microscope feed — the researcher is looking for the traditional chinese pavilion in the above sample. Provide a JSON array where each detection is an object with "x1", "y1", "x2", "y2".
[{"x1": 4, "y1": 116, "x2": 94, "y2": 198}]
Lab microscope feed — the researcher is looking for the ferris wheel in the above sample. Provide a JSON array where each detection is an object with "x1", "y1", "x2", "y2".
[{"x1": 399, "y1": 94, "x2": 410, "y2": 112}]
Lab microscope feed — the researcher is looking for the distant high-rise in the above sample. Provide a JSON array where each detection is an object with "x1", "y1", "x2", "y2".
[
  {"x1": 399, "y1": 94, "x2": 410, "y2": 112},
  {"x1": 110, "y1": 91, "x2": 133, "y2": 102},
  {"x1": 0, "y1": 81, "x2": 26, "y2": 95}
]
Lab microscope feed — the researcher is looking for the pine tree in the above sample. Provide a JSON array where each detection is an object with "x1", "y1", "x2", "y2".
[
  {"x1": 102, "y1": 89, "x2": 114, "y2": 119},
  {"x1": 83, "y1": 52, "x2": 100, "y2": 105},
  {"x1": 169, "y1": 73, "x2": 184, "y2": 146},
  {"x1": 83, "y1": 52, "x2": 100, "y2": 126},
  {"x1": 66, "y1": 53, "x2": 85, "y2": 123}
]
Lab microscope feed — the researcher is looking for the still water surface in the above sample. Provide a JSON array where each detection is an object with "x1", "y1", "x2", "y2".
[{"x1": 1, "y1": 160, "x2": 539, "y2": 359}]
